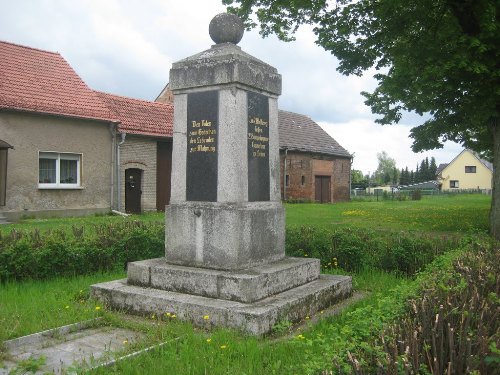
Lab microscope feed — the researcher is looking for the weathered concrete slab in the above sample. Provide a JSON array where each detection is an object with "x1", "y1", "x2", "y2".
[
  {"x1": 128, "y1": 256, "x2": 320, "y2": 303},
  {"x1": 91, "y1": 274, "x2": 352, "y2": 335},
  {"x1": 1, "y1": 320, "x2": 143, "y2": 375}
]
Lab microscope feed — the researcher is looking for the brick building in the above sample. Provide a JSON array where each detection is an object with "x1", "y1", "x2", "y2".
[{"x1": 279, "y1": 111, "x2": 352, "y2": 202}]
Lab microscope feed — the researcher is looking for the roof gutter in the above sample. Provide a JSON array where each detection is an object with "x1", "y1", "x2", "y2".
[{"x1": 349, "y1": 153, "x2": 355, "y2": 200}]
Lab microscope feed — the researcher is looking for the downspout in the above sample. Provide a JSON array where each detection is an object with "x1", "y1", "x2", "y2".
[
  {"x1": 349, "y1": 153, "x2": 354, "y2": 200},
  {"x1": 283, "y1": 148, "x2": 288, "y2": 201},
  {"x1": 108, "y1": 123, "x2": 118, "y2": 210},
  {"x1": 117, "y1": 132, "x2": 126, "y2": 212}
]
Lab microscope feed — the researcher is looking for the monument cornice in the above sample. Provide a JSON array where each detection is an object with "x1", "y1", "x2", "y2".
[{"x1": 170, "y1": 44, "x2": 282, "y2": 95}]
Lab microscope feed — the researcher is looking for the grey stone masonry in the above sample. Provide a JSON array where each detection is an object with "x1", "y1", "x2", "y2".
[
  {"x1": 127, "y1": 257, "x2": 320, "y2": 303},
  {"x1": 92, "y1": 275, "x2": 351, "y2": 336},
  {"x1": 169, "y1": 43, "x2": 282, "y2": 96},
  {"x1": 165, "y1": 201, "x2": 284, "y2": 270}
]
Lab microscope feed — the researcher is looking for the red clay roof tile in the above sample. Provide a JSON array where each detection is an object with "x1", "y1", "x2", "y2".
[
  {"x1": 0, "y1": 40, "x2": 117, "y2": 122},
  {"x1": 95, "y1": 91, "x2": 173, "y2": 138}
]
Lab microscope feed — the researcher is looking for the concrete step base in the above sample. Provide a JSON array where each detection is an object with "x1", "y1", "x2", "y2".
[
  {"x1": 127, "y1": 257, "x2": 320, "y2": 303},
  {"x1": 91, "y1": 274, "x2": 352, "y2": 335}
]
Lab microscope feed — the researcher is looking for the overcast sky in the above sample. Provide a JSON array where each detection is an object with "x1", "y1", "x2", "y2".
[{"x1": 0, "y1": 0, "x2": 463, "y2": 175}]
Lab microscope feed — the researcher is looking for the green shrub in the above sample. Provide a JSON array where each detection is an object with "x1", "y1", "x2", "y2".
[
  {"x1": 343, "y1": 241, "x2": 499, "y2": 374},
  {"x1": 411, "y1": 189, "x2": 422, "y2": 200},
  {"x1": 292, "y1": 242, "x2": 498, "y2": 374},
  {"x1": 285, "y1": 226, "x2": 462, "y2": 274},
  {"x1": 0, "y1": 221, "x2": 164, "y2": 282}
]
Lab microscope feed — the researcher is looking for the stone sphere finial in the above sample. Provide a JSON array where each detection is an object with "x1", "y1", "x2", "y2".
[{"x1": 209, "y1": 13, "x2": 244, "y2": 45}]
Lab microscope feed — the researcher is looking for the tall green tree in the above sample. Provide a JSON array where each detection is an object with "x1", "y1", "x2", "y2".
[
  {"x1": 429, "y1": 157, "x2": 438, "y2": 179},
  {"x1": 351, "y1": 169, "x2": 368, "y2": 189},
  {"x1": 225, "y1": 0, "x2": 500, "y2": 237},
  {"x1": 374, "y1": 151, "x2": 397, "y2": 185}
]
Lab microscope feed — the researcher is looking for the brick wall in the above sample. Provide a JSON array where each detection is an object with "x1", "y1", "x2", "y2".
[
  {"x1": 332, "y1": 157, "x2": 351, "y2": 201},
  {"x1": 120, "y1": 135, "x2": 157, "y2": 212},
  {"x1": 280, "y1": 151, "x2": 350, "y2": 202}
]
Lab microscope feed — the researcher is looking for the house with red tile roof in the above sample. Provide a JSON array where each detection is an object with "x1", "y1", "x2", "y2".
[
  {"x1": 0, "y1": 40, "x2": 119, "y2": 220},
  {"x1": 0, "y1": 40, "x2": 176, "y2": 219},
  {"x1": 95, "y1": 91, "x2": 173, "y2": 212}
]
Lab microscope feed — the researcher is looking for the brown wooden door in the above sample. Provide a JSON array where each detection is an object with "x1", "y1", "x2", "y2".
[
  {"x1": 125, "y1": 168, "x2": 142, "y2": 214},
  {"x1": 156, "y1": 141, "x2": 172, "y2": 211},
  {"x1": 0, "y1": 149, "x2": 7, "y2": 206},
  {"x1": 315, "y1": 175, "x2": 331, "y2": 203}
]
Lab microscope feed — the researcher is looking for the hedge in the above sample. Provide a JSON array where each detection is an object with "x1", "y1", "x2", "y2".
[
  {"x1": 286, "y1": 226, "x2": 464, "y2": 275},
  {"x1": 0, "y1": 221, "x2": 164, "y2": 282},
  {"x1": 1, "y1": 222, "x2": 466, "y2": 282}
]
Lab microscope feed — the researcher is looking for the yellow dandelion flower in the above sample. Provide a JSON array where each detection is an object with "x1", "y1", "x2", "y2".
[
  {"x1": 305, "y1": 316, "x2": 310, "y2": 320},
  {"x1": 166, "y1": 312, "x2": 171, "y2": 317},
  {"x1": 296, "y1": 334, "x2": 305, "y2": 340},
  {"x1": 220, "y1": 345, "x2": 227, "y2": 349},
  {"x1": 206, "y1": 338, "x2": 212, "y2": 343},
  {"x1": 203, "y1": 315, "x2": 210, "y2": 320},
  {"x1": 65, "y1": 305, "x2": 69, "y2": 309},
  {"x1": 123, "y1": 339, "x2": 128, "y2": 344},
  {"x1": 171, "y1": 314, "x2": 177, "y2": 319},
  {"x1": 95, "y1": 306, "x2": 101, "y2": 311}
]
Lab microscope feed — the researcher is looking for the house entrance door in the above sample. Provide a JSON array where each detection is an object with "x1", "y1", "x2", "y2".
[
  {"x1": 156, "y1": 141, "x2": 172, "y2": 211},
  {"x1": 0, "y1": 149, "x2": 7, "y2": 206},
  {"x1": 125, "y1": 168, "x2": 142, "y2": 214},
  {"x1": 315, "y1": 175, "x2": 331, "y2": 203},
  {"x1": 0, "y1": 140, "x2": 13, "y2": 207}
]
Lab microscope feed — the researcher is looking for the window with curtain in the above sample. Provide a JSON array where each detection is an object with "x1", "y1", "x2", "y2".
[{"x1": 38, "y1": 152, "x2": 81, "y2": 188}]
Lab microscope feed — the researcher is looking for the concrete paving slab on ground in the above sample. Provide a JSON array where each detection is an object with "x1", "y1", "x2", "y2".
[{"x1": 1, "y1": 321, "x2": 144, "y2": 375}]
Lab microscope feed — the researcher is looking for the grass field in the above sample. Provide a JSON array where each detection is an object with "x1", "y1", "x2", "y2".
[
  {"x1": 285, "y1": 194, "x2": 490, "y2": 232},
  {"x1": 1, "y1": 193, "x2": 491, "y2": 234},
  {"x1": 0, "y1": 194, "x2": 493, "y2": 373}
]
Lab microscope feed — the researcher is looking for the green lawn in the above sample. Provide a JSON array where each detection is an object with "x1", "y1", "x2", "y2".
[
  {"x1": 285, "y1": 194, "x2": 490, "y2": 233},
  {"x1": 1, "y1": 193, "x2": 491, "y2": 235}
]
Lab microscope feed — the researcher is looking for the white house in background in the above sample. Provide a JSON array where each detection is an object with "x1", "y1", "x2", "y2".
[{"x1": 437, "y1": 149, "x2": 493, "y2": 191}]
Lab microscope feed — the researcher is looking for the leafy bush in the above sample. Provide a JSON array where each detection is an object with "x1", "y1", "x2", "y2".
[
  {"x1": 343, "y1": 242, "x2": 499, "y2": 374},
  {"x1": 286, "y1": 226, "x2": 462, "y2": 275},
  {"x1": 0, "y1": 221, "x2": 164, "y2": 282},
  {"x1": 411, "y1": 189, "x2": 422, "y2": 200},
  {"x1": 291, "y1": 242, "x2": 498, "y2": 374}
]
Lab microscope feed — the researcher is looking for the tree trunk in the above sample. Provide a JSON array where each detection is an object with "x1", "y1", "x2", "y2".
[{"x1": 490, "y1": 121, "x2": 500, "y2": 240}]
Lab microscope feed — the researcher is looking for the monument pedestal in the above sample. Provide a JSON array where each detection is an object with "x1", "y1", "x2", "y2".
[
  {"x1": 166, "y1": 201, "x2": 285, "y2": 270},
  {"x1": 92, "y1": 258, "x2": 351, "y2": 335},
  {"x1": 91, "y1": 13, "x2": 352, "y2": 335}
]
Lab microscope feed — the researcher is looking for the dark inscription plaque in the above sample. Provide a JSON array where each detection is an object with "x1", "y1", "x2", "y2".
[
  {"x1": 247, "y1": 91, "x2": 270, "y2": 201},
  {"x1": 186, "y1": 91, "x2": 218, "y2": 201}
]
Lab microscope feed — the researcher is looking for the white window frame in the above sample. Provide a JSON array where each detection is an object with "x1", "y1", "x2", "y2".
[{"x1": 38, "y1": 151, "x2": 82, "y2": 189}]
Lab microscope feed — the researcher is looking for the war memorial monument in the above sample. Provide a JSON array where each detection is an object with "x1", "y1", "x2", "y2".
[{"x1": 92, "y1": 13, "x2": 352, "y2": 335}]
